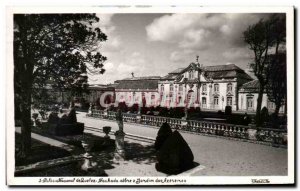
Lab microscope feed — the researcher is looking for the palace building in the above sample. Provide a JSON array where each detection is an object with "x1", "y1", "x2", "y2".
[
  {"x1": 86, "y1": 62, "x2": 285, "y2": 114},
  {"x1": 238, "y1": 80, "x2": 285, "y2": 113},
  {"x1": 157, "y1": 63, "x2": 253, "y2": 111}
]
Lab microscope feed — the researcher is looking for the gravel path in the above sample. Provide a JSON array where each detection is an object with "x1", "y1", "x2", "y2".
[{"x1": 77, "y1": 112, "x2": 287, "y2": 176}]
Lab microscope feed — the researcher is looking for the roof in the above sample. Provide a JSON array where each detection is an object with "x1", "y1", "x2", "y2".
[
  {"x1": 202, "y1": 64, "x2": 242, "y2": 72},
  {"x1": 115, "y1": 76, "x2": 160, "y2": 90},
  {"x1": 163, "y1": 63, "x2": 252, "y2": 81},
  {"x1": 115, "y1": 76, "x2": 161, "y2": 82},
  {"x1": 161, "y1": 73, "x2": 178, "y2": 80},
  {"x1": 202, "y1": 64, "x2": 253, "y2": 80},
  {"x1": 115, "y1": 79, "x2": 159, "y2": 91},
  {"x1": 169, "y1": 68, "x2": 185, "y2": 74},
  {"x1": 240, "y1": 80, "x2": 260, "y2": 91},
  {"x1": 88, "y1": 84, "x2": 115, "y2": 90}
]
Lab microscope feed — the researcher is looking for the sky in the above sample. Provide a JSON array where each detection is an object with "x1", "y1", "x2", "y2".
[{"x1": 88, "y1": 13, "x2": 271, "y2": 85}]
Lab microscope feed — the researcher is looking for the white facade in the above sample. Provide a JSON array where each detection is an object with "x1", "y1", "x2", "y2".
[
  {"x1": 115, "y1": 91, "x2": 159, "y2": 107},
  {"x1": 112, "y1": 63, "x2": 285, "y2": 114},
  {"x1": 157, "y1": 63, "x2": 244, "y2": 111},
  {"x1": 239, "y1": 91, "x2": 285, "y2": 113}
]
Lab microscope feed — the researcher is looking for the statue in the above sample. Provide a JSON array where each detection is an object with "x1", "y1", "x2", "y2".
[
  {"x1": 88, "y1": 102, "x2": 93, "y2": 115},
  {"x1": 115, "y1": 109, "x2": 124, "y2": 132},
  {"x1": 114, "y1": 108, "x2": 125, "y2": 160}
]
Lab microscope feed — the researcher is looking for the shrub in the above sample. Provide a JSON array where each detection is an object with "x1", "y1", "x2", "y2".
[
  {"x1": 269, "y1": 113, "x2": 280, "y2": 128},
  {"x1": 172, "y1": 107, "x2": 185, "y2": 118},
  {"x1": 118, "y1": 102, "x2": 128, "y2": 112},
  {"x1": 169, "y1": 107, "x2": 175, "y2": 118},
  {"x1": 129, "y1": 103, "x2": 139, "y2": 113},
  {"x1": 159, "y1": 107, "x2": 169, "y2": 117},
  {"x1": 141, "y1": 107, "x2": 149, "y2": 115},
  {"x1": 217, "y1": 110, "x2": 223, "y2": 115},
  {"x1": 155, "y1": 105, "x2": 161, "y2": 112},
  {"x1": 225, "y1": 106, "x2": 232, "y2": 115},
  {"x1": 156, "y1": 130, "x2": 194, "y2": 174},
  {"x1": 260, "y1": 107, "x2": 269, "y2": 125},
  {"x1": 187, "y1": 107, "x2": 196, "y2": 114},
  {"x1": 154, "y1": 122, "x2": 172, "y2": 150},
  {"x1": 195, "y1": 107, "x2": 201, "y2": 113},
  {"x1": 108, "y1": 105, "x2": 116, "y2": 111}
]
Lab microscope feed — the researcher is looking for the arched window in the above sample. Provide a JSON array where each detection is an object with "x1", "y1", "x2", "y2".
[
  {"x1": 179, "y1": 84, "x2": 183, "y2": 93},
  {"x1": 150, "y1": 94, "x2": 156, "y2": 107},
  {"x1": 142, "y1": 93, "x2": 146, "y2": 107},
  {"x1": 227, "y1": 97, "x2": 232, "y2": 106},
  {"x1": 178, "y1": 96, "x2": 182, "y2": 104},
  {"x1": 160, "y1": 84, "x2": 164, "y2": 92},
  {"x1": 214, "y1": 96, "x2": 219, "y2": 105},
  {"x1": 189, "y1": 70, "x2": 194, "y2": 79},
  {"x1": 202, "y1": 97, "x2": 207, "y2": 108},
  {"x1": 170, "y1": 84, "x2": 174, "y2": 92},
  {"x1": 247, "y1": 97, "x2": 254, "y2": 110},
  {"x1": 227, "y1": 83, "x2": 233, "y2": 92},
  {"x1": 202, "y1": 83, "x2": 207, "y2": 92},
  {"x1": 187, "y1": 90, "x2": 194, "y2": 104},
  {"x1": 214, "y1": 84, "x2": 219, "y2": 92}
]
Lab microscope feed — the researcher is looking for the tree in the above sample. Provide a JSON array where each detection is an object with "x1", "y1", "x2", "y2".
[
  {"x1": 14, "y1": 14, "x2": 107, "y2": 157},
  {"x1": 266, "y1": 53, "x2": 287, "y2": 117},
  {"x1": 243, "y1": 14, "x2": 286, "y2": 125}
]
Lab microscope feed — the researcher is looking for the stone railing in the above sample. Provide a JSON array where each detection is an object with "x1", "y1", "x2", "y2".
[{"x1": 87, "y1": 109, "x2": 287, "y2": 146}]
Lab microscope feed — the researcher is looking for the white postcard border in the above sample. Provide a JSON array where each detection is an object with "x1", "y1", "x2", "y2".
[{"x1": 6, "y1": 6, "x2": 295, "y2": 186}]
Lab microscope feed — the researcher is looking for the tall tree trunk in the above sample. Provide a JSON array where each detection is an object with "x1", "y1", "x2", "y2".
[
  {"x1": 19, "y1": 90, "x2": 32, "y2": 158},
  {"x1": 256, "y1": 87, "x2": 264, "y2": 126}
]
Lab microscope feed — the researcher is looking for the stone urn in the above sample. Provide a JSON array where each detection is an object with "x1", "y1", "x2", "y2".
[
  {"x1": 81, "y1": 139, "x2": 97, "y2": 171},
  {"x1": 181, "y1": 120, "x2": 188, "y2": 130},
  {"x1": 32, "y1": 113, "x2": 39, "y2": 126},
  {"x1": 282, "y1": 133, "x2": 288, "y2": 145},
  {"x1": 136, "y1": 115, "x2": 142, "y2": 123},
  {"x1": 88, "y1": 103, "x2": 93, "y2": 115},
  {"x1": 102, "y1": 126, "x2": 112, "y2": 146},
  {"x1": 247, "y1": 129, "x2": 258, "y2": 140},
  {"x1": 103, "y1": 126, "x2": 112, "y2": 138},
  {"x1": 247, "y1": 117, "x2": 258, "y2": 141}
]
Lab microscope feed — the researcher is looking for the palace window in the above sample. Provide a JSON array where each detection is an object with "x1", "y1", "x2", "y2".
[
  {"x1": 151, "y1": 94, "x2": 156, "y2": 106},
  {"x1": 189, "y1": 70, "x2": 194, "y2": 79},
  {"x1": 170, "y1": 84, "x2": 174, "y2": 96},
  {"x1": 227, "y1": 97, "x2": 232, "y2": 106},
  {"x1": 214, "y1": 97, "x2": 219, "y2": 105},
  {"x1": 179, "y1": 85, "x2": 183, "y2": 93},
  {"x1": 178, "y1": 96, "x2": 182, "y2": 103},
  {"x1": 187, "y1": 90, "x2": 194, "y2": 103},
  {"x1": 202, "y1": 83, "x2": 207, "y2": 92},
  {"x1": 247, "y1": 97, "x2": 254, "y2": 109},
  {"x1": 169, "y1": 94, "x2": 173, "y2": 102},
  {"x1": 267, "y1": 100, "x2": 276, "y2": 110},
  {"x1": 227, "y1": 83, "x2": 233, "y2": 92},
  {"x1": 160, "y1": 84, "x2": 164, "y2": 92},
  {"x1": 214, "y1": 84, "x2": 219, "y2": 92},
  {"x1": 202, "y1": 97, "x2": 207, "y2": 105}
]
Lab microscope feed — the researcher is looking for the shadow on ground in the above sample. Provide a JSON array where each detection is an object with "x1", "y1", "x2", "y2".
[{"x1": 16, "y1": 129, "x2": 158, "y2": 176}]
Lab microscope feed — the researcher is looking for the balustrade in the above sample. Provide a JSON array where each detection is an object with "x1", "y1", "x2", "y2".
[{"x1": 89, "y1": 109, "x2": 287, "y2": 145}]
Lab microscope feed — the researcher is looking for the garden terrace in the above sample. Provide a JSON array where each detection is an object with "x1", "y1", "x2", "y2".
[{"x1": 87, "y1": 109, "x2": 287, "y2": 147}]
